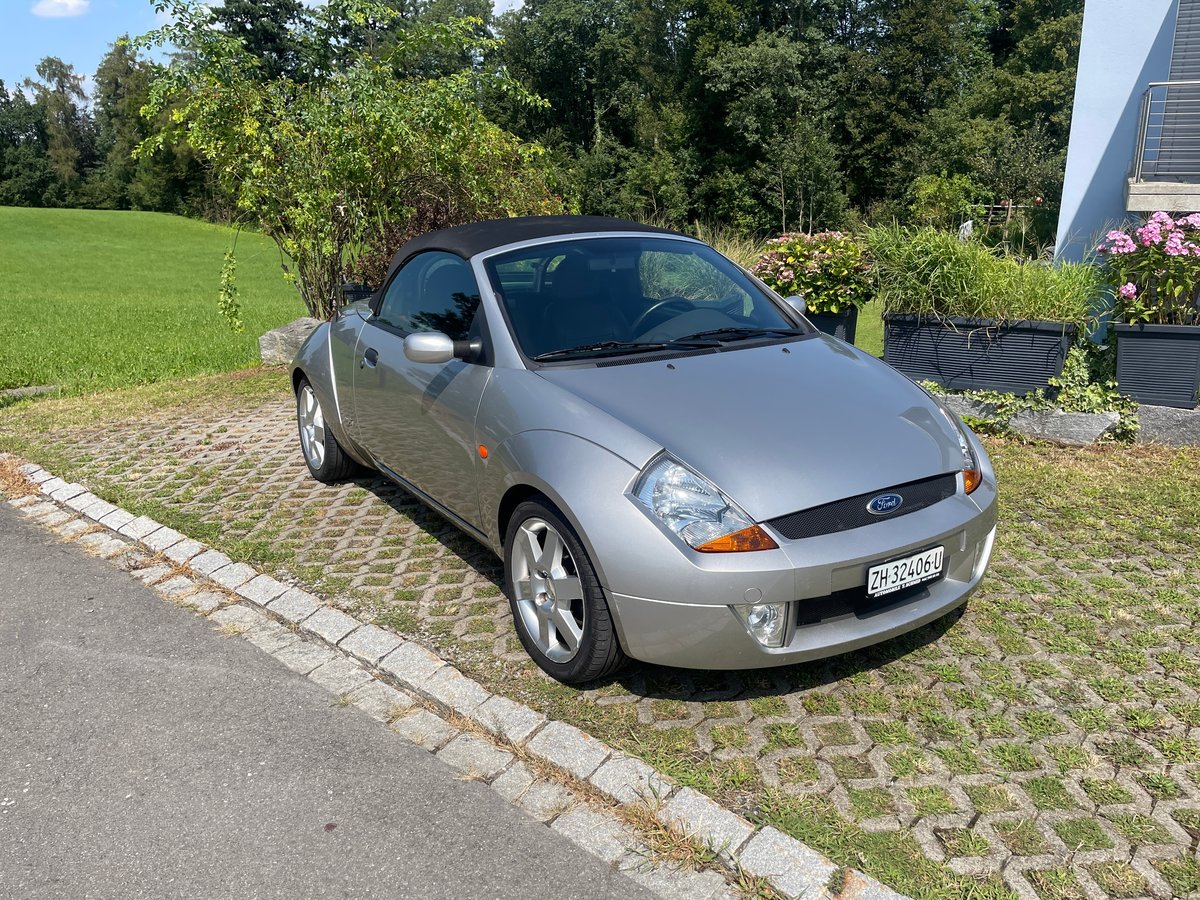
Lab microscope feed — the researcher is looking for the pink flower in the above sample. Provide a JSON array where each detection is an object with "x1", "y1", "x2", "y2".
[
  {"x1": 1137, "y1": 222, "x2": 1164, "y2": 246},
  {"x1": 1102, "y1": 230, "x2": 1137, "y2": 254},
  {"x1": 1151, "y1": 211, "x2": 1175, "y2": 227},
  {"x1": 1166, "y1": 230, "x2": 1188, "y2": 255},
  {"x1": 1118, "y1": 282, "x2": 1138, "y2": 299},
  {"x1": 1178, "y1": 213, "x2": 1200, "y2": 229}
]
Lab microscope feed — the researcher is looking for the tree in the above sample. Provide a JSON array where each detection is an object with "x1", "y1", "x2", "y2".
[
  {"x1": 138, "y1": 0, "x2": 563, "y2": 318},
  {"x1": 210, "y1": 0, "x2": 308, "y2": 80},
  {"x1": 22, "y1": 57, "x2": 93, "y2": 203},
  {"x1": 0, "y1": 81, "x2": 57, "y2": 207}
]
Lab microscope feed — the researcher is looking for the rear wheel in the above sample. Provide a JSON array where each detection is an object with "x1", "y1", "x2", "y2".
[
  {"x1": 504, "y1": 500, "x2": 628, "y2": 684},
  {"x1": 296, "y1": 378, "x2": 358, "y2": 483}
]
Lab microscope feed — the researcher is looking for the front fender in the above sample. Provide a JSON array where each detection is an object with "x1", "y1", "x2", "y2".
[{"x1": 481, "y1": 430, "x2": 642, "y2": 591}]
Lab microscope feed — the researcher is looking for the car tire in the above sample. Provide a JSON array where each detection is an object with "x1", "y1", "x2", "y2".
[
  {"x1": 503, "y1": 499, "x2": 628, "y2": 684},
  {"x1": 296, "y1": 377, "x2": 359, "y2": 483}
]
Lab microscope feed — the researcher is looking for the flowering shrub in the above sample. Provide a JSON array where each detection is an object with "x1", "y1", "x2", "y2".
[
  {"x1": 751, "y1": 231, "x2": 873, "y2": 315},
  {"x1": 1097, "y1": 211, "x2": 1200, "y2": 325}
]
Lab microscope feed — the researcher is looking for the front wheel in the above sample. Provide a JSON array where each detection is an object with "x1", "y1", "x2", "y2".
[
  {"x1": 503, "y1": 500, "x2": 628, "y2": 684},
  {"x1": 296, "y1": 378, "x2": 359, "y2": 483}
]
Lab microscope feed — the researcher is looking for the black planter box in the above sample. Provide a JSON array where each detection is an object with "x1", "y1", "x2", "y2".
[
  {"x1": 1114, "y1": 323, "x2": 1200, "y2": 409},
  {"x1": 883, "y1": 315, "x2": 1075, "y2": 394},
  {"x1": 808, "y1": 307, "x2": 859, "y2": 344}
]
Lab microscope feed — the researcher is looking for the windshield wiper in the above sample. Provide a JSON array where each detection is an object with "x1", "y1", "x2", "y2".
[
  {"x1": 532, "y1": 339, "x2": 717, "y2": 362},
  {"x1": 664, "y1": 326, "x2": 808, "y2": 345}
]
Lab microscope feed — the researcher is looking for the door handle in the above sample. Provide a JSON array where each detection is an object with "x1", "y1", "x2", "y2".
[{"x1": 362, "y1": 347, "x2": 379, "y2": 368}]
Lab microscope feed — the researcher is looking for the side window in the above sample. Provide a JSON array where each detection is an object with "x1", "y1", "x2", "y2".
[{"x1": 376, "y1": 252, "x2": 481, "y2": 341}]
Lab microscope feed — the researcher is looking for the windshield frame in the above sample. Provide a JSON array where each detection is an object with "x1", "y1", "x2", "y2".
[{"x1": 477, "y1": 233, "x2": 814, "y2": 368}]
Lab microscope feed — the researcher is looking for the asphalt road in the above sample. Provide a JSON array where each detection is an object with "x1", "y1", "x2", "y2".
[{"x1": 0, "y1": 502, "x2": 655, "y2": 899}]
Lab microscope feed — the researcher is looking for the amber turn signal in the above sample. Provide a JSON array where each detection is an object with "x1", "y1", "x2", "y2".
[
  {"x1": 695, "y1": 524, "x2": 779, "y2": 553},
  {"x1": 963, "y1": 468, "x2": 982, "y2": 494}
]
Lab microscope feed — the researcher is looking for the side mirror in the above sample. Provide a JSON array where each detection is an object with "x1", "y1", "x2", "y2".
[
  {"x1": 783, "y1": 294, "x2": 807, "y2": 316},
  {"x1": 403, "y1": 332, "x2": 483, "y2": 364},
  {"x1": 404, "y1": 332, "x2": 455, "y2": 364}
]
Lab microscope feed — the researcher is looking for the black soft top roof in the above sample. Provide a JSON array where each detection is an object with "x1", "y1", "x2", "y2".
[{"x1": 381, "y1": 215, "x2": 686, "y2": 284}]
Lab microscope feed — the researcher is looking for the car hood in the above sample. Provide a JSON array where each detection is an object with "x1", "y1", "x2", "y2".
[{"x1": 535, "y1": 336, "x2": 966, "y2": 521}]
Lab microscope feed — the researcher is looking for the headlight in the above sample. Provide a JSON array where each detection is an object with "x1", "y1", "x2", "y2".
[
  {"x1": 938, "y1": 406, "x2": 982, "y2": 494},
  {"x1": 633, "y1": 455, "x2": 778, "y2": 552}
]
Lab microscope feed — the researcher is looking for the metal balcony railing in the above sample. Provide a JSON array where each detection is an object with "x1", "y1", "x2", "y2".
[{"x1": 1133, "y1": 80, "x2": 1200, "y2": 182}]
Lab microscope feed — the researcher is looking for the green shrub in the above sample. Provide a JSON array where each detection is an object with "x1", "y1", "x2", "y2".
[
  {"x1": 866, "y1": 224, "x2": 1101, "y2": 328},
  {"x1": 751, "y1": 231, "x2": 873, "y2": 315}
]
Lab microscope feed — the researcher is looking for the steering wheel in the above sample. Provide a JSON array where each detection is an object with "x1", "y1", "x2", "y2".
[{"x1": 630, "y1": 297, "x2": 693, "y2": 335}]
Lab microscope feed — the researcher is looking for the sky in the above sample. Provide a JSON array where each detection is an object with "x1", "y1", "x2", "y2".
[
  {"x1": 0, "y1": 0, "x2": 522, "y2": 95},
  {"x1": 0, "y1": 0, "x2": 165, "y2": 92}
]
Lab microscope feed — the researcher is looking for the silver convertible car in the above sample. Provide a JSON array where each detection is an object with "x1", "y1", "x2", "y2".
[{"x1": 291, "y1": 216, "x2": 996, "y2": 683}]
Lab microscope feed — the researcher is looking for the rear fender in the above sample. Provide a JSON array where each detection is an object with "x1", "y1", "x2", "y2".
[{"x1": 290, "y1": 322, "x2": 373, "y2": 468}]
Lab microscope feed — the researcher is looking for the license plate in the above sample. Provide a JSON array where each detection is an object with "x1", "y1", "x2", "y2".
[{"x1": 867, "y1": 546, "x2": 944, "y2": 599}]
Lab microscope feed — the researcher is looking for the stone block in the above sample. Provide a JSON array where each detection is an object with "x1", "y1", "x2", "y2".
[
  {"x1": 526, "y1": 721, "x2": 610, "y2": 781},
  {"x1": 490, "y1": 761, "x2": 535, "y2": 802},
  {"x1": 378, "y1": 641, "x2": 445, "y2": 687},
  {"x1": 49, "y1": 483, "x2": 86, "y2": 503},
  {"x1": 1009, "y1": 409, "x2": 1119, "y2": 445},
  {"x1": 77, "y1": 497, "x2": 117, "y2": 521},
  {"x1": 302, "y1": 606, "x2": 360, "y2": 645},
  {"x1": 738, "y1": 826, "x2": 838, "y2": 900},
  {"x1": 236, "y1": 574, "x2": 288, "y2": 606},
  {"x1": 118, "y1": 515, "x2": 163, "y2": 540},
  {"x1": 164, "y1": 538, "x2": 206, "y2": 564},
  {"x1": 390, "y1": 709, "x2": 458, "y2": 751},
  {"x1": 517, "y1": 780, "x2": 576, "y2": 822},
  {"x1": 472, "y1": 695, "x2": 546, "y2": 745},
  {"x1": 268, "y1": 587, "x2": 321, "y2": 624},
  {"x1": 210, "y1": 562, "x2": 258, "y2": 590},
  {"x1": 142, "y1": 526, "x2": 185, "y2": 553},
  {"x1": 436, "y1": 733, "x2": 513, "y2": 780},
  {"x1": 64, "y1": 492, "x2": 100, "y2": 513},
  {"x1": 658, "y1": 787, "x2": 754, "y2": 862},
  {"x1": 346, "y1": 680, "x2": 415, "y2": 723},
  {"x1": 307, "y1": 657, "x2": 374, "y2": 695},
  {"x1": 258, "y1": 317, "x2": 322, "y2": 366},
  {"x1": 420, "y1": 666, "x2": 489, "y2": 715},
  {"x1": 1137, "y1": 403, "x2": 1200, "y2": 446},
  {"x1": 156, "y1": 575, "x2": 196, "y2": 599},
  {"x1": 189, "y1": 549, "x2": 232, "y2": 575},
  {"x1": 97, "y1": 508, "x2": 135, "y2": 531},
  {"x1": 590, "y1": 754, "x2": 672, "y2": 805},
  {"x1": 186, "y1": 592, "x2": 223, "y2": 615},
  {"x1": 551, "y1": 806, "x2": 633, "y2": 864},
  {"x1": 273, "y1": 641, "x2": 338, "y2": 676},
  {"x1": 339, "y1": 624, "x2": 403, "y2": 665}
]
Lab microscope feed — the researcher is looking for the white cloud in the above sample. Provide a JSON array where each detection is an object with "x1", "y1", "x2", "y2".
[{"x1": 31, "y1": 0, "x2": 90, "y2": 18}]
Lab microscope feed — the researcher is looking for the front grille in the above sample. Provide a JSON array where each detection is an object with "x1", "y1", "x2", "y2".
[
  {"x1": 794, "y1": 581, "x2": 933, "y2": 627},
  {"x1": 767, "y1": 473, "x2": 957, "y2": 541}
]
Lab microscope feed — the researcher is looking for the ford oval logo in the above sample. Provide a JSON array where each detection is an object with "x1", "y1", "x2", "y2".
[{"x1": 867, "y1": 493, "x2": 904, "y2": 515}]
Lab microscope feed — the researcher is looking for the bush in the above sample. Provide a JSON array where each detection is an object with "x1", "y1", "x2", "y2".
[
  {"x1": 866, "y1": 224, "x2": 1101, "y2": 328},
  {"x1": 751, "y1": 231, "x2": 873, "y2": 315},
  {"x1": 1097, "y1": 212, "x2": 1200, "y2": 325}
]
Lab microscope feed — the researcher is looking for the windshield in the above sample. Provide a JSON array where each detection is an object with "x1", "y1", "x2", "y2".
[{"x1": 483, "y1": 236, "x2": 807, "y2": 361}]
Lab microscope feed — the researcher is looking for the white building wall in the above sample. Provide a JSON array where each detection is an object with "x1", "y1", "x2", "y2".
[{"x1": 1055, "y1": 0, "x2": 1178, "y2": 261}]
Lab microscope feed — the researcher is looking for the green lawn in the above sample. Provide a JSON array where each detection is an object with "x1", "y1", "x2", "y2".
[{"x1": 0, "y1": 207, "x2": 305, "y2": 394}]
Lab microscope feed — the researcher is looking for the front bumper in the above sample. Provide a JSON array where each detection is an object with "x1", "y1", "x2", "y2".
[{"x1": 607, "y1": 479, "x2": 997, "y2": 670}]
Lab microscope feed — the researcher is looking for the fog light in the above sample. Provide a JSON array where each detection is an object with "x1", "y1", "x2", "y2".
[{"x1": 732, "y1": 602, "x2": 788, "y2": 648}]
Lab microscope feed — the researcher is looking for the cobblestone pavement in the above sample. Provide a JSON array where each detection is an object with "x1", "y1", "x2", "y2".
[{"x1": 12, "y1": 389, "x2": 1200, "y2": 900}]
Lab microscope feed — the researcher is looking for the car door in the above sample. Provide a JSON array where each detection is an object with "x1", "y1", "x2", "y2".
[{"x1": 352, "y1": 251, "x2": 492, "y2": 530}]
